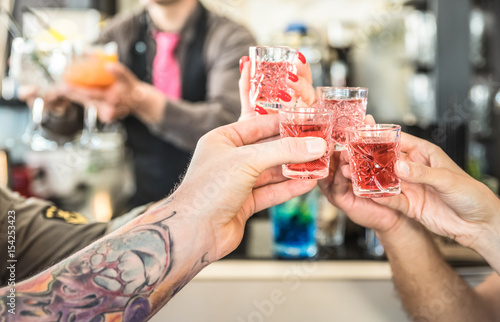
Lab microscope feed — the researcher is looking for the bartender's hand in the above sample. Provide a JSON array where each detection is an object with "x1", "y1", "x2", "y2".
[
  {"x1": 372, "y1": 134, "x2": 500, "y2": 253},
  {"x1": 18, "y1": 85, "x2": 71, "y2": 116},
  {"x1": 178, "y1": 113, "x2": 327, "y2": 258},
  {"x1": 318, "y1": 115, "x2": 404, "y2": 233},
  {"x1": 59, "y1": 62, "x2": 167, "y2": 124},
  {"x1": 238, "y1": 52, "x2": 316, "y2": 120}
]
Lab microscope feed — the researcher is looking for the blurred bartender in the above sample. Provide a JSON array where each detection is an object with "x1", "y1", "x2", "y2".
[{"x1": 46, "y1": 0, "x2": 255, "y2": 208}]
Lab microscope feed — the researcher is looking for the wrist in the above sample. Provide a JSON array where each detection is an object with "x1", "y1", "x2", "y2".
[
  {"x1": 464, "y1": 193, "x2": 500, "y2": 251},
  {"x1": 166, "y1": 189, "x2": 218, "y2": 264},
  {"x1": 472, "y1": 224, "x2": 500, "y2": 273},
  {"x1": 172, "y1": 182, "x2": 234, "y2": 262},
  {"x1": 470, "y1": 201, "x2": 500, "y2": 260},
  {"x1": 376, "y1": 216, "x2": 426, "y2": 249}
]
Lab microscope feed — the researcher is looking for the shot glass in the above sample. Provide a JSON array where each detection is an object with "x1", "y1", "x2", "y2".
[
  {"x1": 346, "y1": 124, "x2": 401, "y2": 198},
  {"x1": 317, "y1": 87, "x2": 368, "y2": 151},
  {"x1": 279, "y1": 107, "x2": 333, "y2": 180},
  {"x1": 270, "y1": 189, "x2": 318, "y2": 259},
  {"x1": 249, "y1": 46, "x2": 297, "y2": 110}
]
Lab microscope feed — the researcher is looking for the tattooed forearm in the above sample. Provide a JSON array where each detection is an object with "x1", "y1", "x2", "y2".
[
  {"x1": 171, "y1": 252, "x2": 210, "y2": 298},
  {"x1": 1, "y1": 218, "x2": 174, "y2": 322},
  {"x1": 160, "y1": 195, "x2": 175, "y2": 208}
]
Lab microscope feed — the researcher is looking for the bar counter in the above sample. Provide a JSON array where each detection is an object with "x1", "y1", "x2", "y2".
[{"x1": 151, "y1": 218, "x2": 491, "y2": 322}]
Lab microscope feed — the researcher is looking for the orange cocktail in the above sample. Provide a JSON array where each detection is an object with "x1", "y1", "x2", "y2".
[
  {"x1": 65, "y1": 48, "x2": 118, "y2": 88},
  {"x1": 64, "y1": 43, "x2": 119, "y2": 148}
]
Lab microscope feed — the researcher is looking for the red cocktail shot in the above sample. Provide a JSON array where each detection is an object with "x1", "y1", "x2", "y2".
[
  {"x1": 250, "y1": 46, "x2": 296, "y2": 110},
  {"x1": 251, "y1": 61, "x2": 292, "y2": 108},
  {"x1": 279, "y1": 108, "x2": 333, "y2": 180},
  {"x1": 317, "y1": 87, "x2": 368, "y2": 150},
  {"x1": 347, "y1": 125, "x2": 401, "y2": 198},
  {"x1": 322, "y1": 98, "x2": 367, "y2": 145}
]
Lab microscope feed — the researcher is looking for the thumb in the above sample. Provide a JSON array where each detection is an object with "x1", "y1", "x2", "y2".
[
  {"x1": 396, "y1": 160, "x2": 456, "y2": 193},
  {"x1": 243, "y1": 137, "x2": 327, "y2": 172},
  {"x1": 364, "y1": 114, "x2": 376, "y2": 125}
]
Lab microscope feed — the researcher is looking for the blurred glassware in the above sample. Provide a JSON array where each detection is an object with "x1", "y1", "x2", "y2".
[
  {"x1": 329, "y1": 60, "x2": 348, "y2": 87},
  {"x1": 327, "y1": 21, "x2": 356, "y2": 49},
  {"x1": 65, "y1": 41, "x2": 118, "y2": 149},
  {"x1": 406, "y1": 73, "x2": 436, "y2": 127},
  {"x1": 274, "y1": 22, "x2": 326, "y2": 87},
  {"x1": 469, "y1": 82, "x2": 492, "y2": 138},
  {"x1": 467, "y1": 141, "x2": 487, "y2": 180},
  {"x1": 269, "y1": 189, "x2": 318, "y2": 259},
  {"x1": 470, "y1": 8, "x2": 486, "y2": 69},
  {"x1": 316, "y1": 195, "x2": 346, "y2": 247},
  {"x1": 365, "y1": 228, "x2": 384, "y2": 258},
  {"x1": 404, "y1": 10, "x2": 436, "y2": 68},
  {"x1": 8, "y1": 37, "x2": 72, "y2": 151}
]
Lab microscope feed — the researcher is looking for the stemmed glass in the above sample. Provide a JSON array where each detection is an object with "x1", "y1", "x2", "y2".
[
  {"x1": 64, "y1": 42, "x2": 118, "y2": 149},
  {"x1": 9, "y1": 37, "x2": 71, "y2": 151}
]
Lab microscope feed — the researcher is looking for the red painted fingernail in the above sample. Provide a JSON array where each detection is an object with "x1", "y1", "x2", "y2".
[
  {"x1": 255, "y1": 105, "x2": 268, "y2": 115},
  {"x1": 288, "y1": 71, "x2": 298, "y2": 82},
  {"x1": 277, "y1": 90, "x2": 292, "y2": 102},
  {"x1": 239, "y1": 56, "x2": 249, "y2": 73},
  {"x1": 297, "y1": 52, "x2": 306, "y2": 64}
]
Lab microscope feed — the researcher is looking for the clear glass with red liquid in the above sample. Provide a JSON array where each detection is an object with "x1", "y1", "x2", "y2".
[
  {"x1": 250, "y1": 46, "x2": 296, "y2": 110},
  {"x1": 317, "y1": 87, "x2": 368, "y2": 151},
  {"x1": 346, "y1": 124, "x2": 401, "y2": 198},
  {"x1": 279, "y1": 107, "x2": 333, "y2": 179}
]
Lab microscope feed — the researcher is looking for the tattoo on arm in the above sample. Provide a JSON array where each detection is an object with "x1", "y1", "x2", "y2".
[
  {"x1": 0, "y1": 215, "x2": 186, "y2": 322},
  {"x1": 171, "y1": 252, "x2": 210, "y2": 297},
  {"x1": 159, "y1": 196, "x2": 175, "y2": 208}
]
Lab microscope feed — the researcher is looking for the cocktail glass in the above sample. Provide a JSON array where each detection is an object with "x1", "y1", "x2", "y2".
[
  {"x1": 65, "y1": 42, "x2": 118, "y2": 148},
  {"x1": 8, "y1": 37, "x2": 71, "y2": 151},
  {"x1": 346, "y1": 124, "x2": 401, "y2": 198},
  {"x1": 279, "y1": 106, "x2": 333, "y2": 180},
  {"x1": 249, "y1": 46, "x2": 296, "y2": 110},
  {"x1": 270, "y1": 189, "x2": 318, "y2": 259},
  {"x1": 317, "y1": 87, "x2": 368, "y2": 151}
]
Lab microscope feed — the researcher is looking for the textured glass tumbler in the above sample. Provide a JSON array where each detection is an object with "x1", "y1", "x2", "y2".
[
  {"x1": 249, "y1": 46, "x2": 296, "y2": 110},
  {"x1": 346, "y1": 124, "x2": 401, "y2": 198},
  {"x1": 317, "y1": 87, "x2": 368, "y2": 151},
  {"x1": 279, "y1": 107, "x2": 333, "y2": 180}
]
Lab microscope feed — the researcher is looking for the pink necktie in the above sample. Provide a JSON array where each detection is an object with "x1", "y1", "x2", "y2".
[{"x1": 152, "y1": 32, "x2": 182, "y2": 99}]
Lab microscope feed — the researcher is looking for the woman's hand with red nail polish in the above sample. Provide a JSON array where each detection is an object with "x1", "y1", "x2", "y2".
[
  {"x1": 282, "y1": 55, "x2": 315, "y2": 106},
  {"x1": 239, "y1": 56, "x2": 249, "y2": 74},
  {"x1": 288, "y1": 72, "x2": 299, "y2": 82},
  {"x1": 239, "y1": 51, "x2": 315, "y2": 121},
  {"x1": 297, "y1": 52, "x2": 307, "y2": 64},
  {"x1": 239, "y1": 55, "x2": 275, "y2": 120},
  {"x1": 277, "y1": 90, "x2": 292, "y2": 102},
  {"x1": 254, "y1": 105, "x2": 268, "y2": 115},
  {"x1": 238, "y1": 55, "x2": 254, "y2": 120}
]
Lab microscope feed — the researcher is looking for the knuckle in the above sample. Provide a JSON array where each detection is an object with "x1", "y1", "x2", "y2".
[
  {"x1": 198, "y1": 132, "x2": 211, "y2": 145},
  {"x1": 410, "y1": 162, "x2": 429, "y2": 179},
  {"x1": 279, "y1": 138, "x2": 298, "y2": 155},
  {"x1": 427, "y1": 142, "x2": 444, "y2": 156}
]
